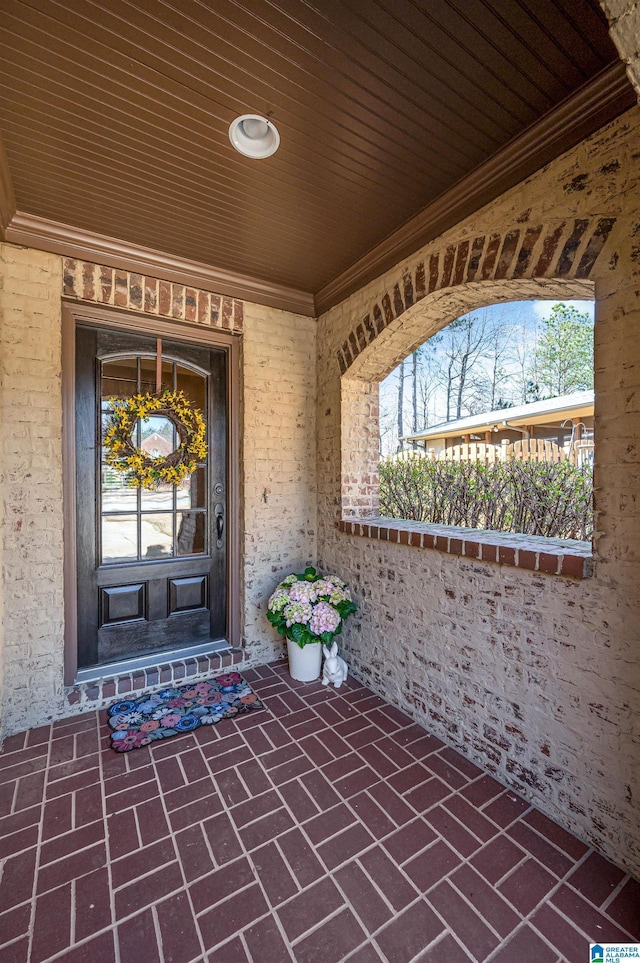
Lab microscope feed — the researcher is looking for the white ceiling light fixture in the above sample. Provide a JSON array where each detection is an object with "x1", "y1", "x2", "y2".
[{"x1": 228, "y1": 114, "x2": 280, "y2": 159}]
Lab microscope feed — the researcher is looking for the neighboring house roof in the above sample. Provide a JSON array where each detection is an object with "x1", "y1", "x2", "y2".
[
  {"x1": 403, "y1": 391, "x2": 594, "y2": 443},
  {"x1": 141, "y1": 432, "x2": 174, "y2": 455}
]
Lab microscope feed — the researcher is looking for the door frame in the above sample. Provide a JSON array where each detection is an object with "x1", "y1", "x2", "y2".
[{"x1": 62, "y1": 300, "x2": 241, "y2": 686}]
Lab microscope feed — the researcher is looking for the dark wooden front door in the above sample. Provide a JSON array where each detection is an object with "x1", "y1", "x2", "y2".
[{"x1": 75, "y1": 325, "x2": 227, "y2": 671}]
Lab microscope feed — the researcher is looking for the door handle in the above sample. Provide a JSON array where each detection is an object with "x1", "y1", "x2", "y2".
[{"x1": 214, "y1": 503, "x2": 224, "y2": 548}]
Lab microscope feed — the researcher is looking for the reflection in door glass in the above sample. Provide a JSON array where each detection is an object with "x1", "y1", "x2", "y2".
[
  {"x1": 140, "y1": 482, "x2": 174, "y2": 511},
  {"x1": 102, "y1": 357, "x2": 138, "y2": 401},
  {"x1": 177, "y1": 364, "x2": 206, "y2": 410},
  {"x1": 141, "y1": 514, "x2": 174, "y2": 559},
  {"x1": 140, "y1": 357, "x2": 173, "y2": 396},
  {"x1": 101, "y1": 467, "x2": 138, "y2": 512},
  {"x1": 102, "y1": 515, "x2": 138, "y2": 563},
  {"x1": 139, "y1": 415, "x2": 175, "y2": 456},
  {"x1": 177, "y1": 512, "x2": 206, "y2": 555},
  {"x1": 176, "y1": 468, "x2": 206, "y2": 509}
]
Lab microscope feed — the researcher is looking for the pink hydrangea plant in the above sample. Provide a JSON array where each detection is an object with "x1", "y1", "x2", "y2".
[{"x1": 267, "y1": 566, "x2": 356, "y2": 649}]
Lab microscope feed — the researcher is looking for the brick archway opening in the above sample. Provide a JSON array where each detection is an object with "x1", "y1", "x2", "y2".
[{"x1": 340, "y1": 277, "x2": 595, "y2": 521}]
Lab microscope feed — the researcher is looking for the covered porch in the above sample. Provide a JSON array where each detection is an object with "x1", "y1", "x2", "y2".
[
  {"x1": 1, "y1": 662, "x2": 638, "y2": 962},
  {"x1": 1, "y1": 1, "x2": 640, "y2": 960}
]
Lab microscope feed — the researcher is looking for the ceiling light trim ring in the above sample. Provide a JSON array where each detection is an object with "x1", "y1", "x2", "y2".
[{"x1": 229, "y1": 114, "x2": 280, "y2": 159}]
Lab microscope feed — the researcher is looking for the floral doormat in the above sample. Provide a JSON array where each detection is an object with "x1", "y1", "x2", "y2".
[{"x1": 107, "y1": 671, "x2": 264, "y2": 752}]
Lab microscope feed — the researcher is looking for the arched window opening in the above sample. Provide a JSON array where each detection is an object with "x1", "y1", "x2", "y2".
[{"x1": 378, "y1": 299, "x2": 594, "y2": 542}]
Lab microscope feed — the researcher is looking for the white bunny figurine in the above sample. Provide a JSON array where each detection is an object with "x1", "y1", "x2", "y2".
[{"x1": 322, "y1": 641, "x2": 348, "y2": 688}]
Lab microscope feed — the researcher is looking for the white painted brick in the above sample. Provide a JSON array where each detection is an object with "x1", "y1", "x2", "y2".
[
  {"x1": 0, "y1": 246, "x2": 64, "y2": 738},
  {"x1": 317, "y1": 108, "x2": 640, "y2": 877},
  {"x1": 1, "y1": 98, "x2": 640, "y2": 881}
]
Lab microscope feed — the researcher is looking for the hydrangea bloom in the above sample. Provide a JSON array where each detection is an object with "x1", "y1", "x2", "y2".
[
  {"x1": 327, "y1": 575, "x2": 346, "y2": 587},
  {"x1": 312, "y1": 578, "x2": 334, "y2": 597},
  {"x1": 268, "y1": 590, "x2": 289, "y2": 613},
  {"x1": 329, "y1": 585, "x2": 351, "y2": 604},
  {"x1": 288, "y1": 580, "x2": 318, "y2": 603},
  {"x1": 284, "y1": 600, "x2": 313, "y2": 626},
  {"x1": 309, "y1": 601, "x2": 341, "y2": 635}
]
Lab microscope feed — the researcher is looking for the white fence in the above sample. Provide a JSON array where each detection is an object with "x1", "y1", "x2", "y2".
[{"x1": 390, "y1": 438, "x2": 594, "y2": 466}]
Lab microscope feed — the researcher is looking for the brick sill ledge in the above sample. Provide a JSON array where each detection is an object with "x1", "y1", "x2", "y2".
[
  {"x1": 64, "y1": 647, "x2": 247, "y2": 714},
  {"x1": 338, "y1": 518, "x2": 593, "y2": 579}
]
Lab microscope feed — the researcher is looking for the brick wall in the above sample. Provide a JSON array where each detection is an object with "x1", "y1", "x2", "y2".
[
  {"x1": 0, "y1": 246, "x2": 65, "y2": 734},
  {"x1": 601, "y1": 1, "x2": 640, "y2": 96},
  {"x1": 317, "y1": 108, "x2": 640, "y2": 877},
  {"x1": 0, "y1": 104, "x2": 638, "y2": 880},
  {"x1": 241, "y1": 302, "x2": 317, "y2": 659},
  {"x1": 0, "y1": 249, "x2": 316, "y2": 735}
]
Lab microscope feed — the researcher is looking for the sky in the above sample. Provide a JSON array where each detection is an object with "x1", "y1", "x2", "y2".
[
  {"x1": 530, "y1": 299, "x2": 593, "y2": 320},
  {"x1": 379, "y1": 299, "x2": 595, "y2": 453}
]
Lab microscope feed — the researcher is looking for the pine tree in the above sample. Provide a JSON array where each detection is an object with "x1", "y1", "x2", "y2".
[{"x1": 535, "y1": 304, "x2": 593, "y2": 397}]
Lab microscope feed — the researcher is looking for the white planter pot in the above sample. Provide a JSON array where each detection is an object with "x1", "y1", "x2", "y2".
[{"x1": 286, "y1": 640, "x2": 322, "y2": 682}]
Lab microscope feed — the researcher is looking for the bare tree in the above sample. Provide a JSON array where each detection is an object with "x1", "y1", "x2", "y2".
[
  {"x1": 379, "y1": 405, "x2": 397, "y2": 456},
  {"x1": 471, "y1": 315, "x2": 518, "y2": 411},
  {"x1": 433, "y1": 311, "x2": 492, "y2": 419},
  {"x1": 378, "y1": 301, "x2": 594, "y2": 445},
  {"x1": 414, "y1": 342, "x2": 439, "y2": 431},
  {"x1": 412, "y1": 350, "x2": 418, "y2": 433},
  {"x1": 510, "y1": 313, "x2": 540, "y2": 403},
  {"x1": 397, "y1": 358, "x2": 406, "y2": 450}
]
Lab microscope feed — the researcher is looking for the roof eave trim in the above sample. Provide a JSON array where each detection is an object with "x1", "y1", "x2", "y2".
[
  {"x1": 4, "y1": 211, "x2": 316, "y2": 317},
  {"x1": 314, "y1": 62, "x2": 635, "y2": 316}
]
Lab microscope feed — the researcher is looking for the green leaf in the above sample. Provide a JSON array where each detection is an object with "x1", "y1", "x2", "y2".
[
  {"x1": 289, "y1": 622, "x2": 306, "y2": 645},
  {"x1": 337, "y1": 600, "x2": 357, "y2": 618}
]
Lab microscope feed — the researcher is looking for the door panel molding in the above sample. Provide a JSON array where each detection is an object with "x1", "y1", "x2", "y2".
[
  {"x1": 62, "y1": 300, "x2": 241, "y2": 685},
  {"x1": 101, "y1": 584, "x2": 146, "y2": 624}
]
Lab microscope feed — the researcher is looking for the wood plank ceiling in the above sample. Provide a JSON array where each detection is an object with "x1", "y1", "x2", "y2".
[{"x1": 0, "y1": 0, "x2": 633, "y2": 314}]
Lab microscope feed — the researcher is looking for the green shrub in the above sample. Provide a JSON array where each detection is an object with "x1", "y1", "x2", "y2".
[{"x1": 379, "y1": 455, "x2": 593, "y2": 540}]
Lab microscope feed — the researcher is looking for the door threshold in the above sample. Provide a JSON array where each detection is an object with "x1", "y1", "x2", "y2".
[{"x1": 76, "y1": 639, "x2": 231, "y2": 684}]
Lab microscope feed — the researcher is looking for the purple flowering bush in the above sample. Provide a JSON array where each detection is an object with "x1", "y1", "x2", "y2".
[{"x1": 267, "y1": 566, "x2": 357, "y2": 648}]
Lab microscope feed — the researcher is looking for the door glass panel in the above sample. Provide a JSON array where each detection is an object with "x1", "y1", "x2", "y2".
[
  {"x1": 100, "y1": 409, "x2": 113, "y2": 450},
  {"x1": 140, "y1": 481, "x2": 174, "y2": 511},
  {"x1": 177, "y1": 512, "x2": 206, "y2": 555},
  {"x1": 102, "y1": 514, "x2": 138, "y2": 563},
  {"x1": 139, "y1": 415, "x2": 176, "y2": 457},
  {"x1": 102, "y1": 357, "x2": 138, "y2": 401},
  {"x1": 99, "y1": 355, "x2": 208, "y2": 564},
  {"x1": 140, "y1": 357, "x2": 173, "y2": 395},
  {"x1": 176, "y1": 468, "x2": 206, "y2": 509},
  {"x1": 141, "y1": 514, "x2": 174, "y2": 559},
  {"x1": 101, "y1": 468, "x2": 138, "y2": 511},
  {"x1": 177, "y1": 364, "x2": 206, "y2": 411}
]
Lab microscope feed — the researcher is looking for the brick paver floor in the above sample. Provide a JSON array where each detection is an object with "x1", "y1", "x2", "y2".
[{"x1": 0, "y1": 659, "x2": 638, "y2": 962}]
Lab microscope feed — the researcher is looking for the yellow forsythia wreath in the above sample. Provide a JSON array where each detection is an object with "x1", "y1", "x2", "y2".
[{"x1": 104, "y1": 389, "x2": 207, "y2": 490}]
